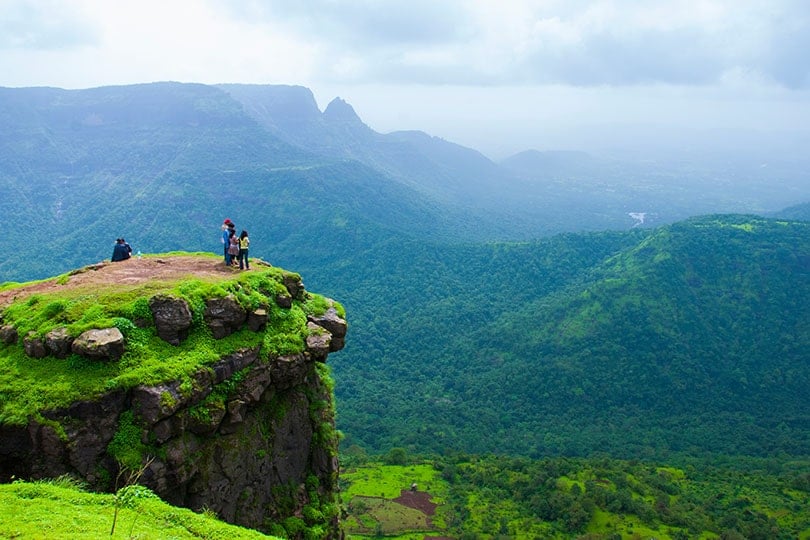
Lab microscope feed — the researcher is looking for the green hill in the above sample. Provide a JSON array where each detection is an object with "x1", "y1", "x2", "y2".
[
  {"x1": 0, "y1": 477, "x2": 275, "y2": 539},
  {"x1": 326, "y1": 215, "x2": 810, "y2": 459},
  {"x1": 0, "y1": 254, "x2": 345, "y2": 538}
]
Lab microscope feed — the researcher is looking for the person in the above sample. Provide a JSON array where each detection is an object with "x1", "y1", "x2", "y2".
[
  {"x1": 121, "y1": 238, "x2": 132, "y2": 257},
  {"x1": 111, "y1": 238, "x2": 131, "y2": 262},
  {"x1": 228, "y1": 228, "x2": 240, "y2": 267},
  {"x1": 238, "y1": 230, "x2": 250, "y2": 270},
  {"x1": 221, "y1": 219, "x2": 233, "y2": 265}
]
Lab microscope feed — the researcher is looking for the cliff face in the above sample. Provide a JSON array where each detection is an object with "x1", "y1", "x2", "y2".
[{"x1": 0, "y1": 255, "x2": 346, "y2": 538}]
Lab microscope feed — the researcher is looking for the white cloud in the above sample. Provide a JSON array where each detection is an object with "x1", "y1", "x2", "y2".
[
  {"x1": 0, "y1": 0, "x2": 99, "y2": 49},
  {"x1": 0, "y1": 0, "x2": 808, "y2": 158}
]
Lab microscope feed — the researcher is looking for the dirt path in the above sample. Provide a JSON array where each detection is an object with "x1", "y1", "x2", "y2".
[{"x1": 0, "y1": 255, "x2": 254, "y2": 308}]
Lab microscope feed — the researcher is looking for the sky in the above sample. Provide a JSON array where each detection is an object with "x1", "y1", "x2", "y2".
[{"x1": 2, "y1": 0, "x2": 809, "y2": 159}]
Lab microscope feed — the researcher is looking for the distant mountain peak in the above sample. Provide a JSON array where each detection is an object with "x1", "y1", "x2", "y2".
[{"x1": 323, "y1": 97, "x2": 363, "y2": 124}]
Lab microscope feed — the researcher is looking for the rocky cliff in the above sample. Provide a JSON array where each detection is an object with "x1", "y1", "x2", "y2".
[{"x1": 0, "y1": 254, "x2": 347, "y2": 538}]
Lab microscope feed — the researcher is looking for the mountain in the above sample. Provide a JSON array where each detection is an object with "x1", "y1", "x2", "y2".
[
  {"x1": 772, "y1": 201, "x2": 810, "y2": 221},
  {"x1": 326, "y1": 215, "x2": 810, "y2": 459},
  {"x1": 220, "y1": 84, "x2": 541, "y2": 240},
  {"x1": 3, "y1": 82, "x2": 809, "y2": 286},
  {"x1": 0, "y1": 83, "x2": 465, "y2": 283}
]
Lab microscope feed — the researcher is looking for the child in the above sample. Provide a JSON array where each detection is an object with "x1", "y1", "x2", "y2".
[{"x1": 228, "y1": 230, "x2": 240, "y2": 267}]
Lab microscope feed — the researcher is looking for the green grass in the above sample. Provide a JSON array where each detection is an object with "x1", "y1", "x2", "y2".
[
  {"x1": 342, "y1": 463, "x2": 446, "y2": 539},
  {"x1": 342, "y1": 457, "x2": 810, "y2": 539},
  {"x1": 0, "y1": 253, "x2": 343, "y2": 425},
  {"x1": 0, "y1": 478, "x2": 276, "y2": 539},
  {"x1": 341, "y1": 463, "x2": 445, "y2": 500}
]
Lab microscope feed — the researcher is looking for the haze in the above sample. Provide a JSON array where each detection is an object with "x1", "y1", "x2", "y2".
[{"x1": 2, "y1": 0, "x2": 809, "y2": 160}]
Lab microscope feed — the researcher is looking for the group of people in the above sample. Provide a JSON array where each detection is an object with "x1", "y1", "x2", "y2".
[
  {"x1": 109, "y1": 220, "x2": 251, "y2": 269},
  {"x1": 111, "y1": 238, "x2": 132, "y2": 262},
  {"x1": 222, "y1": 218, "x2": 250, "y2": 270}
]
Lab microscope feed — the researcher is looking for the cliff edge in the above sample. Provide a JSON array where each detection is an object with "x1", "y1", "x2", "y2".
[{"x1": 0, "y1": 254, "x2": 347, "y2": 538}]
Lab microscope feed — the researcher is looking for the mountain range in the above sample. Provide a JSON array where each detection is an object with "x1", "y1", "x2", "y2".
[{"x1": 1, "y1": 82, "x2": 808, "y2": 463}]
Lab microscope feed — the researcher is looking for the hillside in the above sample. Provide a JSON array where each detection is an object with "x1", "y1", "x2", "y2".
[
  {"x1": 326, "y1": 215, "x2": 810, "y2": 459},
  {"x1": 0, "y1": 477, "x2": 274, "y2": 539},
  {"x1": 0, "y1": 254, "x2": 347, "y2": 538},
  {"x1": 0, "y1": 83, "x2": 466, "y2": 283},
  {"x1": 4, "y1": 82, "x2": 808, "y2": 286}
]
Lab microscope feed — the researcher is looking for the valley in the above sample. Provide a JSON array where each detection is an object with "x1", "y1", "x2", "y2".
[{"x1": 0, "y1": 82, "x2": 808, "y2": 538}]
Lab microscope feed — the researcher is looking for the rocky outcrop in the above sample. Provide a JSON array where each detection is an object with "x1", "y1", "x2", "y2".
[
  {"x1": 71, "y1": 328, "x2": 125, "y2": 361},
  {"x1": 0, "y1": 265, "x2": 347, "y2": 538},
  {"x1": 308, "y1": 304, "x2": 348, "y2": 352},
  {"x1": 0, "y1": 344, "x2": 341, "y2": 535},
  {"x1": 45, "y1": 327, "x2": 73, "y2": 358},
  {"x1": 149, "y1": 295, "x2": 193, "y2": 345},
  {"x1": 0, "y1": 324, "x2": 18, "y2": 345},
  {"x1": 204, "y1": 296, "x2": 247, "y2": 339}
]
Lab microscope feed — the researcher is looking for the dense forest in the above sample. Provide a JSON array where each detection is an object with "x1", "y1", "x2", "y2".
[{"x1": 317, "y1": 215, "x2": 810, "y2": 461}]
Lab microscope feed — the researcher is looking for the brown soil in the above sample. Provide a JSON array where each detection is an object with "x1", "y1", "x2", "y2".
[
  {"x1": 0, "y1": 255, "x2": 263, "y2": 308},
  {"x1": 393, "y1": 489, "x2": 438, "y2": 517}
]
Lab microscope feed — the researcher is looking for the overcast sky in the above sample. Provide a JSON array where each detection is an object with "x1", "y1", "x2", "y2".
[{"x1": 2, "y1": 0, "x2": 809, "y2": 159}]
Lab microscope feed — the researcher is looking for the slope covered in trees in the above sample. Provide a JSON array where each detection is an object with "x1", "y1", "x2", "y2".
[{"x1": 323, "y1": 215, "x2": 810, "y2": 460}]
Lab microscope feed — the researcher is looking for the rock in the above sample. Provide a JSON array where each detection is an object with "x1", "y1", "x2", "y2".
[
  {"x1": 149, "y1": 295, "x2": 193, "y2": 345},
  {"x1": 247, "y1": 309, "x2": 267, "y2": 332},
  {"x1": 282, "y1": 274, "x2": 306, "y2": 300},
  {"x1": 71, "y1": 328, "x2": 125, "y2": 361},
  {"x1": 268, "y1": 354, "x2": 311, "y2": 390},
  {"x1": 307, "y1": 304, "x2": 347, "y2": 352},
  {"x1": 305, "y1": 322, "x2": 331, "y2": 361},
  {"x1": 186, "y1": 403, "x2": 227, "y2": 435},
  {"x1": 23, "y1": 332, "x2": 47, "y2": 358},
  {"x1": 45, "y1": 327, "x2": 73, "y2": 358},
  {"x1": 237, "y1": 364, "x2": 273, "y2": 404},
  {"x1": 226, "y1": 399, "x2": 247, "y2": 424},
  {"x1": 131, "y1": 384, "x2": 184, "y2": 426},
  {"x1": 0, "y1": 325, "x2": 17, "y2": 345},
  {"x1": 152, "y1": 416, "x2": 183, "y2": 444},
  {"x1": 204, "y1": 296, "x2": 246, "y2": 339},
  {"x1": 275, "y1": 294, "x2": 292, "y2": 309},
  {"x1": 211, "y1": 348, "x2": 258, "y2": 385}
]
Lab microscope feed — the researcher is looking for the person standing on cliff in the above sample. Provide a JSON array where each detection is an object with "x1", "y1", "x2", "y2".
[
  {"x1": 228, "y1": 226, "x2": 239, "y2": 267},
  {"x1": 221, "y1": 219, "x2": 233, "y2": 265},
  {"x1": 238, "y1": 230, "x2": 250, "y2": 270}
]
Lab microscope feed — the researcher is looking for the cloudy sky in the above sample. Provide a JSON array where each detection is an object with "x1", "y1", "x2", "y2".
[{"x1": 2, "y1": 0, "x2": 809, "y2": 158}]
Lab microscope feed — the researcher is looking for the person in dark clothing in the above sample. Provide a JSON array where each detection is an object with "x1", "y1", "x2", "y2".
[{"x1": 111, "y1": 238, "x2": 131, "y2": 262}]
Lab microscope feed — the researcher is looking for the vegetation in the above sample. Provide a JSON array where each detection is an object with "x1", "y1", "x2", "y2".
[
  {"x1": 323, "y1": 215, "x2": 810, "y2": 460},
  {"x1": 0, "y1": 477, "x2": 276, "y2": 539},
  {"x1": 0, "y1": 254, "x2": 342, "y2": 426},
  {"x1": 340, "y1": 456, "x2": 810, "y2": 539},
  {"x1": 2, "y1": 83, "x2": 809, "y2": 537}
]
